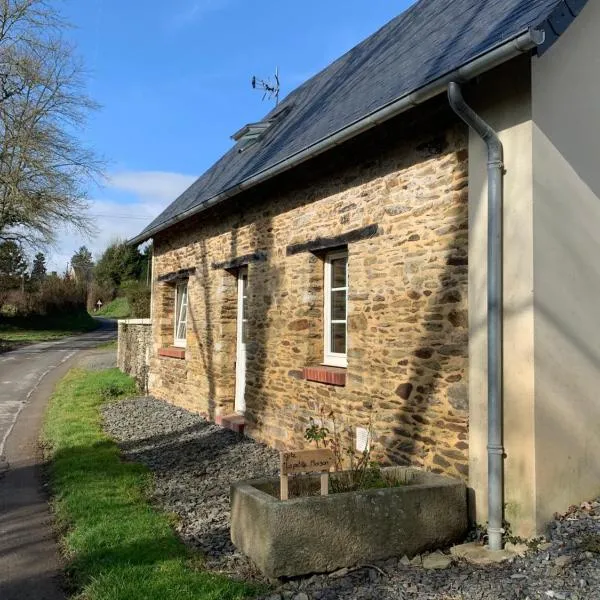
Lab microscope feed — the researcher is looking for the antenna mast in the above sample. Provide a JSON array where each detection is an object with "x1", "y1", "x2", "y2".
[{"x1": 251, "y1": 67, "x2": 280, "y2": 105}]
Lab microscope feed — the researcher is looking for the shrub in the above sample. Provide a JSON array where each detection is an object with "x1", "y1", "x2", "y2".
[
  {"x1": 36, "y1": 276, "x2": 87, "y2": 315},
  {"x1": 305, "y1": 408, "x2": 386, "y2": 494},
  {"x1": 121, "y1": 280, "x2": 150, "y2": 318},
  {"x1": 4, "y1": 276, "x2": 87, "y2": 316},
  {"x1": 87, "y1": 280, "x2": 116, "y2": 312}
]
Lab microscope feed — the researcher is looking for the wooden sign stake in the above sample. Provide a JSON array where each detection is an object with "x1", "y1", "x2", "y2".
[
  {"x1": 320, "y1": 472, "x2": 329, "y2": 496},
  {"x1": 280, "y1": 454, "x2": 289, "y2": 501}
]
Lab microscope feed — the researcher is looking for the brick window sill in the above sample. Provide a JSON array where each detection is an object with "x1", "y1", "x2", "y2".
[
  {"x1": 302, "y1": 365, "x2": 346, "y2": 386},
  {"x1": 158, "y1": 346, "x2": 186, "y2": 359}
]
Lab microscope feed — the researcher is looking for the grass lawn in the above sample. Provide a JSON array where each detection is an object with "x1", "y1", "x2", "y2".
[
  {"x1": 42, "y1": 368, "x2": 259, "y2": 600},
  {"x1": 97, "y1": 339, "x2": 118, "y2": 350},
  {"x1": 94, "y1": 297, "x2": 131, "y2": 319},
  {"x1": 0, "y1": 312, "x2": 99, "y2": 351}
]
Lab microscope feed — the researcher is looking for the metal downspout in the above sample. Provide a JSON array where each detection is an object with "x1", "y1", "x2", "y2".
[{"x1": 447, "y1": 82, "x2": 505, "y2": 551}]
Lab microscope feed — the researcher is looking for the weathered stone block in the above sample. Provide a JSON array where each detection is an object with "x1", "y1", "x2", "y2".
[{"x1": 231, "y1": 467, "x2": 467, "y2": 578}]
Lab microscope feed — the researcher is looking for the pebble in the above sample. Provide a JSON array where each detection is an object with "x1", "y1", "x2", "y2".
[
  {"x1": 102, "y1": 396, "x2": 600, "y2": 600},
  {"x1": 554, "y1": 555, "x2": 572, "y2": 568},
  {"x1": 422, "y1": 552, "x2": 452, "y2": 570}
]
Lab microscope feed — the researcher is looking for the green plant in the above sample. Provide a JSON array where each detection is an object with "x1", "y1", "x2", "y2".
[
  {"x1": 304, "y1": 408, "x2": 388, "y2": 494},
  {"x1": 94, "y1": 297, "x2": 131, "y2": 318},
  {"x1": 121, "y1": 280, "x2": 151, "y2": 318},
  {"x1": 99, "y1": 379, "x2": 134, "y2": 401},
  {"x1": 304, "y1": 417, "x2": 329, "y2": 447}
]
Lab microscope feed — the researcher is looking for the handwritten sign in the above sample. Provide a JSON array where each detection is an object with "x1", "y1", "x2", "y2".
[
  {"x1": 279, "y1": 449, "x2": 334, "y2": 500},
  {"x1": 280, "y1": 449, "x2": 335, "y2": 475}
]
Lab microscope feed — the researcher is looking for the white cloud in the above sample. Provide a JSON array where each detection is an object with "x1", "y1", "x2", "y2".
[
  {"x1": 47, "y1": 170, "x2": 197, "y2": 272},
  {"x1": 108, "y1": 170, "x2": 197, "y2": 202}
]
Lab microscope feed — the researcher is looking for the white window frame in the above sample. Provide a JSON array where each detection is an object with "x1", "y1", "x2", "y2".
[
  {"x1": 324, "y1": 250, "x2": 348, "y2": 367},
  {"x1": 174, "y1": 281, "x2": 188, "y2": 348}
]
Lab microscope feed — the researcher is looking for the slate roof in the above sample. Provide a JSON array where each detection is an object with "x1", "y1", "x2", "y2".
[{"x1": 134, "y1": 0, "x2": 585, "y2": 243}]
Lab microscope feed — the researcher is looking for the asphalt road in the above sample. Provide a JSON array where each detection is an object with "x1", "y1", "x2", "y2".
[
  {"x1": 0, "y1": 318, "x2": 117, "y2": 465},
  {"x1": 0, "y1": 318, "x2": 117, "y2": 599}
]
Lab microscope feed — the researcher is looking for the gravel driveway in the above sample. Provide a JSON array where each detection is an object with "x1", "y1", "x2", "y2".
[{"x1": 101, "y1": 396, "x2": 600, "y2": 600}]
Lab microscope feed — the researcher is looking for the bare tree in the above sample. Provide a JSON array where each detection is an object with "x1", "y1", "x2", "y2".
[{"x1": 0, "y1": 0, "x2": 103, "y2": 247}]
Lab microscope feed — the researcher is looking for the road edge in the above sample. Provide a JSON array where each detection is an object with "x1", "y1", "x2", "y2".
[{"x1": 0, "y1": 348, "x2": 113, "y2": 600}]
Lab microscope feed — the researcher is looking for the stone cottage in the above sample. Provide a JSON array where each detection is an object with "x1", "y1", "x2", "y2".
[{"x1": 130, "y1": 0, "x2": 600, "y2": 540}]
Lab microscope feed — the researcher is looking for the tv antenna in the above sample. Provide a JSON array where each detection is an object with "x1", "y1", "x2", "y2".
[{"x1": 252, "y1": 67, "x2": 280, "y2": 105}]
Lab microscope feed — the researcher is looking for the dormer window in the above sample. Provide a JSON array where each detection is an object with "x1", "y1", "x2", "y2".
[{"x1": 231, "y1": 105, "x2": 292, "y2": 152}]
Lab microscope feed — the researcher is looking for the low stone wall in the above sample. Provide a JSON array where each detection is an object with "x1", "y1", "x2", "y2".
[{"x1": 118, "y1": 319, "x2": 152, "y2": 392}]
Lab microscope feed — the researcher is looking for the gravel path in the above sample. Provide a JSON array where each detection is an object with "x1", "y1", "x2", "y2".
[
  {"x1": 101, "y1": 397, "x2": 600, "y2": 599},
  {"x1": 101, "y1": 396, "x2": 280, "y2": 579}
]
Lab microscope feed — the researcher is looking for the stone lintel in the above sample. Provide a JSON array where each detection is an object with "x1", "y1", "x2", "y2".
[
  {"x1": 286, "y1": 224, "x2": 380, "y2": 256},
  {"x1": 212, "y1": 250, "x2": 267, "y2": 270},
  {"x1": 157, "y1": 268, "x2": 196, "y2": 283}
]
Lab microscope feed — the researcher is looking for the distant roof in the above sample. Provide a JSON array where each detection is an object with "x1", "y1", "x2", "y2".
[{"x1": 133, "y1": 0, "x2": 585, "y2": 243}]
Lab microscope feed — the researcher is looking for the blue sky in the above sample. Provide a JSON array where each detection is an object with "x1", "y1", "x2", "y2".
[{"x1": 51, "y1": 0, "x2": 415, "y2": 270}]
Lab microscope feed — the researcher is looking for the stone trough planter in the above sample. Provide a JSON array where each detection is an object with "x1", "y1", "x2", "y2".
[{"x1": 230, "y1": 467, "x2": 468, "y2": 578}]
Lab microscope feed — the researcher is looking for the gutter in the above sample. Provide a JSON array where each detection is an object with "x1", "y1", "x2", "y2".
[
  {"x1": 130, "y1": 27, "x2": 544, "y2": 246},
  {"x1": 447, "y1": 82, "x2": 504, "y2": 552}
]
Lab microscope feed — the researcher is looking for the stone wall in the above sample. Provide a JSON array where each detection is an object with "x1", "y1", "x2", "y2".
[
  {"x1": 149, "y1": 102, "x2": 470, "y2": 480},
  {"x1": 118, "y1": 318, "x2": 152, "y2": 391}
]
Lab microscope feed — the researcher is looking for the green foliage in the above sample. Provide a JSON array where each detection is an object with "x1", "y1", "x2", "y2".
[
  {"x1": 304, "y1": 408, "x2": 391, "y2": 494},
  {"x1": 95, "y1": 242, "x2": 145, "y2": 289},
  {"x1": 70, "y1": 246, "x2": 94, "y2": 283},
  {"x1": 99, "y1": 379, "x2": 134, "y2": 402},
  {"x1": 34, "y1": 274, "x2": 87, "y2": 315},
  {"x1": 139, "y1": 243, "x2": 153, "y2": 285},
  {"x1": 0, "y1": 240, "x2": 28, "y2": 291},
  {"x1": 304, "y1": 418, "x2": 329, "y2": 448},
  {"x1": 121, "y1": 280, "x2": 151, "y2": 318},
  {"x1": 30, "y1": 252, "x2": 47, "y2": 287},
  {"x1": 42, "y1": 369, "x2": 258, "y2": 600},
  {"x1": 88, "y1": 280, "x2": 117, "y2": 311},
  {"x1": 95, "y1": 297, "x2": 131, "y2": 319}
]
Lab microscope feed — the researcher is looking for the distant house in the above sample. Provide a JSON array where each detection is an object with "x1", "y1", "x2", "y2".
[{"x1": 131, "y1": 0, "x2": 600, "y2": 540}]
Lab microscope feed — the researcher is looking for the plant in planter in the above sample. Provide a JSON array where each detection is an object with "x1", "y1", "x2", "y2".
[{"x1": 304, "y1": 408, "x2": 394, "y2": 493}]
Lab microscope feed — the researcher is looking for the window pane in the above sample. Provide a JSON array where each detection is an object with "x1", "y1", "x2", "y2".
[
  {"x1": 330, "y1": 257, "x2": 347, "y2": 288},
  {"x1": 331, "y1": 322, "x2": 346, "y2": 354},
  {"x1": 175, "y1": 284, "x2": 187, "y2": 341},
  {"x1": 331, "y1": 289, "x2": 346, "y2": 320},
  {"x1": 241, "y1": 320, "x2": 248, "y2": 344}
]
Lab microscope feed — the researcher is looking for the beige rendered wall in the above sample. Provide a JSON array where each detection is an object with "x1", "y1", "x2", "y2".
[
  {"x1": 467, "y1": 57, "x2": 537, "y2": 536},
  {"x1": 531, "y1": 0, "x2": 600, "y2": 531}
]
